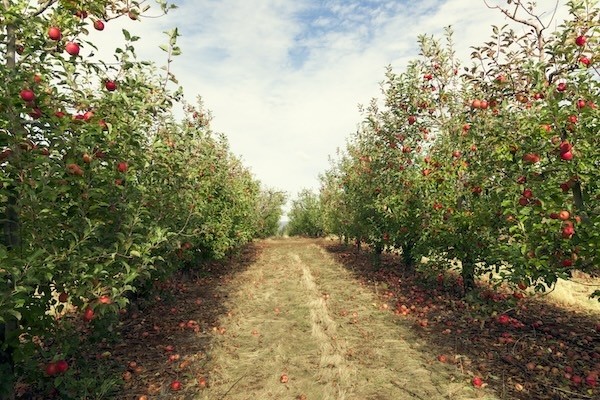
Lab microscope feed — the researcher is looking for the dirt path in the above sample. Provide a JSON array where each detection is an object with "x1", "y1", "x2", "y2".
[{"x1": 199, "y1": 238, "x2": 497, "y2": 400}]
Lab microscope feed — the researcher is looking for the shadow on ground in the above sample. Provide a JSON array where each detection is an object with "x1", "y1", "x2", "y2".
[
  {"x1": 321, "y1": 241, "x2": 599, "y2": 400},
  {"x1": 97, "y1": 243, "x2": 262, "y2": 400}
]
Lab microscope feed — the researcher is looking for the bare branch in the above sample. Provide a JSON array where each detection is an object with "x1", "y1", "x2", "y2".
[{"x1": 31, "y1": 0, "x2": 59, "y2": 18}]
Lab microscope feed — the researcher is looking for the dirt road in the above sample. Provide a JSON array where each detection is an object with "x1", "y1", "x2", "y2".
[{"x1": 198, "y1": 238, "x2": 496, "y2": 400}]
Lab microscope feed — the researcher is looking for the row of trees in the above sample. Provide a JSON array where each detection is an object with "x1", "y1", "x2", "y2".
[
  {"x1": 0, "y1": 1, "x2": 284, "y2": 397},
  {"x1": 291, "y1": 0, "x2": 599, "y2": 297}
]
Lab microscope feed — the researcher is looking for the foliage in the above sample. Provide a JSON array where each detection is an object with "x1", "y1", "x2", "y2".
[
  {"x1": 0, "y1": 1, "x2": 281, "y2": 398},
  {"x1": 253, "y1": 188, "x2": 287, "y2": 238},
  {"x1": 287, "y1": 189, "x2": 325, "y2": 237},
  {"x1": 319, "y1": 0, "x2": 599, "y2": 295}
]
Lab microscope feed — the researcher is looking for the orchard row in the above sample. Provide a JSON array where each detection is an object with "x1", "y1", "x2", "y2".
[
  {"x1": 295, "y1": 1, "x2": 599, "y2": 296},
  {"x1": 0, "y1": 1, "x2": 284, "y2": 398}
]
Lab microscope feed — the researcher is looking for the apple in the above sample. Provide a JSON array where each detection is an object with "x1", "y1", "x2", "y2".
[
  {"x1": 575, "y1": 35, "x2": 587, "y2": 47},
  {"x1": 198, "y1": 377, "x2": 207, "y2": 388},
  {"x1": 568, "y1": 115, "x2": 578, "y2": 124},
  {"x1": 98, "y1": 295, "x2": 111, "y2": 304},
  {"x1": 280, "y1": 374, "x2": 289, "y2": 383},
  {"x1": 105, "y1": 80, "x2": 117, "y2": 91},
  {"x1": 66, "y1": 163, "x2": 83, "y2": 176},
  {"x1": 58, "y1": 292, "x2": 68, "y2": 302},
  {"x1": 497, "y1": 314, "x2": 510, "y2": 324},
  {"x1": 562, "y1": 225, "x2": 575, "y2": 239},
  {"x1": 576, "y1": 99, "x2": 586, "y2": 109},
  {"x1": 45, "y1": 362, "x2": 58, "y2": 376},
  {"x1": 408, "y1": 115, "x2": 417, "y2": 125},
  {"x1": 20, "y1": 89, "x2": 35, "y2": 102},
  {"x1": 48, "y1": 27, "x2": 61, "y2": 41},
  {"x1": 82, "y1": 307, "x2": 94, "y2": 322},
  {"x1": 93, "y1": 20, "x2": 105, "y2": 31},
  {"x1": 560, "y1": 151, "x2": 573, "y2": 161},
  {"x1": 559, "y1": 210, "x2": 570, "y2": 221},
  {"x1": 83, "y1": 110, "x2": 94, "y2": 121},
  {"x1": 471, "y1": 99, "x2": 482, "y2": 109},
  {"x1": 518, "y1": 197, "x2": 529, "y2": 206},
  {"x1": 522, "y1": 153, "x2": 540, "y2": 163},
  {"x1": 65, "y1": 41, "x2": 80, "y2": 56},
  {"x1": 117, "y1": 161, "x2": 128, "y2": 173},
  {"x1": 561, "y1": 259, "x2": 573, "y2": 268},
  {"x1": 522, "y1": 188, "x2": 533, "y2": 198},
  {"x1": 557, "y1": 82, "x2": 567, "y2": 92},
  {"x1": 82, "y1": 153, "x2": 92, "y2": 164},
  {"x1": 56, "y1": 360, "x2": 69, "y2": 373},
  {"x1": 559, "y1": 141, "x2": 572, "y2": 153},
  {"x1": 472, "y1": 376, "x2": 483, "y2": 387},
  {"x1": 170, "y1": 381, "x2": 182, "y2": 391},
  {"x1": 579, "y1": 56, "x2": 591, "y2": 66},
  {"x1": 479, "y1": 100, "x2": 488, "y2": 109}
]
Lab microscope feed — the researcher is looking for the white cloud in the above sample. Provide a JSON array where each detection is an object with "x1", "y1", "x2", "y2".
[{"x1": 88, "y1": 0, "x2": 571, "y2": 205}]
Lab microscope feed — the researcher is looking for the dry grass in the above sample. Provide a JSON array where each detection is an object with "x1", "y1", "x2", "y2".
[
  {"x1": 541, "y1": 275, "x2": 600, "y2": 315},
  {"x1": 197, "y1": 238, "x2": 498, "y2": 400}
]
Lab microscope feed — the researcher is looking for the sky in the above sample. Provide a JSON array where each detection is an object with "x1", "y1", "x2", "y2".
[{"x1": 89, "y1": 0, "x2": 569, "y2": 210}]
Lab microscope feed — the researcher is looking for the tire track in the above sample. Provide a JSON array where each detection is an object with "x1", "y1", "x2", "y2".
[{"x1": 292, "y1": 253, "x2": 352, "y2": 400}]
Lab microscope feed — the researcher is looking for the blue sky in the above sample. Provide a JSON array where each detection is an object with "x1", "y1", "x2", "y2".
[{"x1": 90, "y1": 0, "x2": 569, "y2": 212}]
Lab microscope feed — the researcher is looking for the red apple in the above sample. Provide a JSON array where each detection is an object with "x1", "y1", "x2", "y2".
[
  {"x1": 576, "y1": 99, "x2": 586, "y2": 109},
  {"x1": 471, "y1": 99, "x2": 482, "y2": 109},
  {"x1": 58, "y1": 292, "x2": 68, "y2": 302},
  {"x1": 170, "y1": 381, "x2": 182, "y2": 391},
  {"x1": 105, "y1": 80, "x2": 117, "y2": 91},
  {"x1": 408, "y1": 115, "x2": 417, "y2": 125},
  {"x1": 472, "y1": 376, "x2": 483, "y2": 387},
  {"x1": 93, "y1": 20, "x2": 105, "y2": 31},
  {"x1": 579, "y1": 56, "x2": 591, "y2": 66},
  {"x1": 45, "y1": 362, "x2": 58, "y2": 376},
  {"x1": 83, "y1": 110, "x2": 94, "y2": 121},
  {"x1": 56, "y1": 360, "x2": 69, "y2": 373},
  {"x1": 575, "y1": 35, "x2": 587, "y2": 47},
  {"x1": 560, "y1": 151, "x2": 573, "y2": 161},
  {"x1": 559, "y1": 210, "x2": 570, "y2": 221},
  {"x1": 82, "y1": 307, "x2": 94, "y2": 322},
  {"x1": 562, "y1": 225, "x2": 575, "y2": 239},
  {"x1": 20, "y1": 89, "x2": 35, "y2": 102},
  {"x1": 522, "y1": 153, "x2": 540, "y2": 163},
  {"x1": 522, "y1": 188, "x2": 533, "y2": 199},
  {"x1": 117, "y1": 161, "x2": 128, "y2": 173},
  {"x1": 65, "y1": 42, "x2": 80, "y2": 56},
  {"x1": 559, "y1": 141, "x2": 572, "y2": 153},
  {"x1": 66, "y1": 163, "x2": 84, "y2": 176},
  {"x1": 98, "y1": 295, "x2": 111, "y2": 304},
  {"x1": 48, "y1": 27, "x2": 62, "y2": 41},
  {"x1": 557, "y1": 82, "x2": 567, "y2": 92}
]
